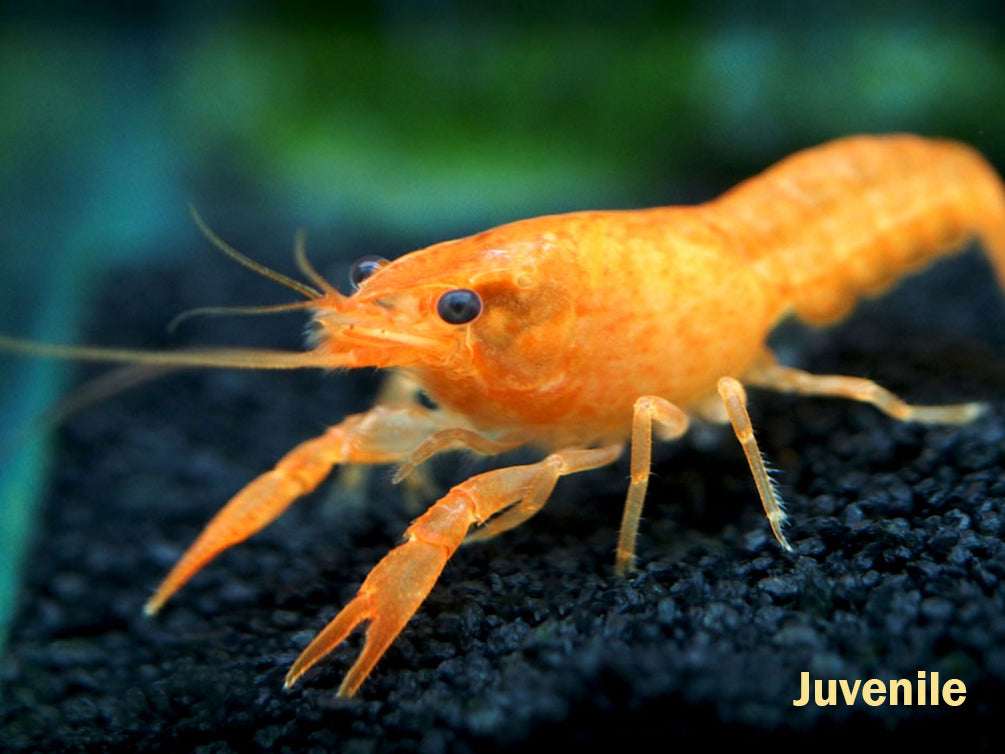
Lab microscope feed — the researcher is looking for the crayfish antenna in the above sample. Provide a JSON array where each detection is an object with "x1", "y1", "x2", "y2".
[
  {"x1": 188, "y1": 206, "x2": 322, "y2": 300},
  {"x1": 293, "y1": 230, "x2": 342, "y2": 299},
  {"x1": 0, "y1": 334, "x2": 347, "y2": 370},
  {"x1": 165, "y1": 300, "x2": 319, "y2": 334}
]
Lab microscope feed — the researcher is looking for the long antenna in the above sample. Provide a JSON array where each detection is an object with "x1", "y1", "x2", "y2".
[
  {"x1": 189, "y1": 206, "x2": 322, "y2": 300},
  {"x1": 0, "y1": 333, "x2": 337, "y2": 370}
]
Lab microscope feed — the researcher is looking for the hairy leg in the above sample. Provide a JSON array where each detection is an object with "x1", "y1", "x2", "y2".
[
  {"x1": 717, "y1": 376, "x2": 791, "y2": 551},
  {"x1": 744, "y1": 353, "x2": 987, "y2": 424},
  {"x1": 616, "y1": 396, "x2": 690, "y2": 575}
]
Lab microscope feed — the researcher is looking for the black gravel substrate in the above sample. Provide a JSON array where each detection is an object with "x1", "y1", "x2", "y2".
[{"x1": 2, "y1": 229, "x2": 1004, "y2": 752}]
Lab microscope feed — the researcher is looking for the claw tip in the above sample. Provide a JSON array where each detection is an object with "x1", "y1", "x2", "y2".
[{"x1": 283, "y1": 670, "x2": 303, "y2": 692}]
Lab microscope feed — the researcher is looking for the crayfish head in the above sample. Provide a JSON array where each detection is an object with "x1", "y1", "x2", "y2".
[{"x1": 311, "y1": 216, "x2": 585, "y2": 394}]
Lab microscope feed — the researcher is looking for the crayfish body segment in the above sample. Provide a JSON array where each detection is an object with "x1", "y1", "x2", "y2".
[{"x1": 3, "y1": 134, "x2": 1003, "y2": 696}]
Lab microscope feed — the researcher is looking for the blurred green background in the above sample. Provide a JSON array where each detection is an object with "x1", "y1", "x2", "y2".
[{"x1": 1, "y1": 0, "x2": 1003, "y2": 658}]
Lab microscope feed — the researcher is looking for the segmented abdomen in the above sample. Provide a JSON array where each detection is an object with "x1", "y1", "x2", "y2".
[{"x1": 707, "y1": 134, "x2": 1005, "y2": 324}]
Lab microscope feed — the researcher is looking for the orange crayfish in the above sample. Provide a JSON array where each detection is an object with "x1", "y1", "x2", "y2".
[{"x1": 2, "y1": 134, "x2": 1003, "y2": 697}]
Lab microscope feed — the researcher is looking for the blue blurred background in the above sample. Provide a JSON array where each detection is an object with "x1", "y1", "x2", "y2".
[{"x1": 1, "y1": 0, "x2": 1003, "y2": 654}]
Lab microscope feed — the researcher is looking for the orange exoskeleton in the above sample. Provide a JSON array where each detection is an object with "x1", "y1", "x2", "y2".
[{"x1": 2, "y1": 134, "x2": 1003, "y2": 697}]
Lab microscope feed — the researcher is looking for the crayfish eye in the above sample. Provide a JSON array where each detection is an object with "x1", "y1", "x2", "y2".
[
  {"x1": 436, "y1": 289, "x2": 482, "y2": 324},
  {"x1": 349, "y1": 255, "x2": 388, "y2": 290}
]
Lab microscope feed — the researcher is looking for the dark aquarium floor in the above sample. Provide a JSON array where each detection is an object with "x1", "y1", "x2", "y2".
[{"x1": 2, "y1": 232, "x2": 1005, "y2": 752}]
